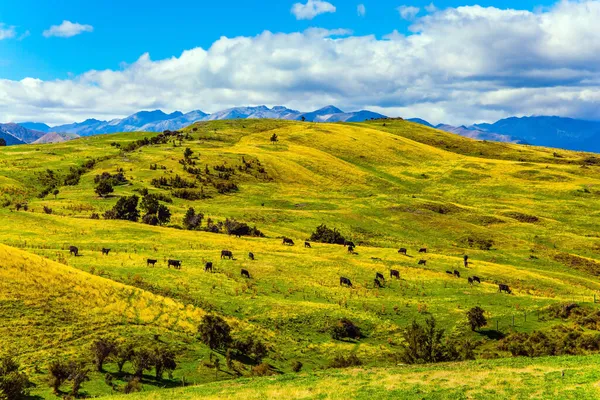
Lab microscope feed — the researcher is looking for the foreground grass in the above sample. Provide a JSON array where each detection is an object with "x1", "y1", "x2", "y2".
[{"x1": 108, "y1": 355, "x2": 600, "y2": 400}]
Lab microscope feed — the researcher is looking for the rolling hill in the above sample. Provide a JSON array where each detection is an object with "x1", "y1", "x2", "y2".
[{"x1": 1, "y1": 119, "x2": 600, "y2": 398}]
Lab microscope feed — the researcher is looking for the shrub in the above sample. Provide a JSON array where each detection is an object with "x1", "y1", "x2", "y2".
[
  {"x1": 0, "y1": 355, "x2": 32, "y2": 400},
  {"x1": 172, "y1": 189, "x2": 209, "y2": 201},
  {"x1": 328, "y1": 354, "x2": 362, "y2": 369},
  {"x1": 123, "y1": 377, "x2": 142, "y2": 394},
  {"x1": 460, "y1": 235, "x2": 494, "y2": 250},
  {"x1": 43, "y1": 206, "x2": 53, "y2": 214},
  {"x1": 331, "y1": 319, "x2": 362, "y2": 340},
  {"x1": 95, "y1": 181, "x2": 114, "y2": 198},
  {"x1": 291, "y1": 360, "x2": 303, "y2": 373},
  {"x1": 251, "y1": 363, "x2": 273, "y2": 376},
  {"x1": 310, "y1": 224, "x2": 346, "y2": 245},
  {"x1": 466, "y1": 307, "x2": 487, "y2": 331},
  {"x1": 400, "y1": 317, "x2": 460, "y2": 364},
  {"x1": 106, "y1": 195, "x2": 140, "y2": 222},
  {"x1": 183, "y1": 208, "x2": 204, "y2": 230},
  {"x1": 142, "y1": 214, "x2": 159, "y2": 226},
  {"x1": 198, "y1": 315, "x2": 232, "y2": 350},
  {"x1": 232, "y1": 336, "x2": 269, "y2": 362},
  {"x1": 223, "y1": 219, "x2": 264, "y2": 237},
  {"x1": 90, "y1": 213, "x2": 100, "y2": 220}
]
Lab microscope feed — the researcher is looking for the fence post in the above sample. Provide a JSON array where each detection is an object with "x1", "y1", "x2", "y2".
[
  {"x1": 512, "y1": 315, "x2": 515, "y2": 327},
  {"x1": 496, "y1": 320, "x2": 499, "y2": 331}
]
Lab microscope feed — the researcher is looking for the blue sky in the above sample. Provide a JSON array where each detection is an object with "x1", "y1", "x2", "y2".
[{"x1": 0, "y1": 0, "x2": 598, "y2": 125}]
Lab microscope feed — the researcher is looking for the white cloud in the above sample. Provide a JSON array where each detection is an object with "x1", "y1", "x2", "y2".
[
  {"x1": 0, "y1": 24, "x2": 16, "y2": 40},
  {"x1": 18, "y1": 30, "x2": 30, "y2": 41},
  {"x1": 357, "y1": 4, "x2": 366, "y2": 17},
  {"x1": 43, "y1": 20, "x2": 93, "y2": 38},
  {"x1": 3, "y1": 1, "x2": 600, "y2": 125},
  {"x1": 425, "y1": 3, "x2": 437, "y2": 13},
  {"x1": 291, "y1": 0, "x2": 336, "y2": 20},
  {"x1": 397, "y1": 5, "x2": 420, "y2": 21}
]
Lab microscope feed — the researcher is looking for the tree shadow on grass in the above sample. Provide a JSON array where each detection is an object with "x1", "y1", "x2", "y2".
[{"x1": 478, "y1": 329, "x2": 505, "y2": 340}]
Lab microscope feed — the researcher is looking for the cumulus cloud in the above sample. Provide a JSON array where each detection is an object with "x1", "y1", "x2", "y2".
[
  {"x1": 43, "y1": 20, "x2": 93, "y2": 38},
  {"x1": 397, "y1": 5, "x2": 420, "y2": 21},
  {"x1": 357, "y1": 4, "x2": 366, "y2": 17},
  {"x1": 0, "y1": 24, "x2": 16, "y2": 40},
  {"x1": 425, "y1": 3, "x2": 437, "y2": 13},
  {"x1": 291, "y1": 0, "x2": 336, "y2": 20},
  {"x1": 2, "y1": 1, "x2": 600, "y2": 125}
]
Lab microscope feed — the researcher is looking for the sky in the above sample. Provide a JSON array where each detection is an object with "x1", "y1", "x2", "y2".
[{"x1": 1, "y1": 0, "x2": 599, "y2": 125}]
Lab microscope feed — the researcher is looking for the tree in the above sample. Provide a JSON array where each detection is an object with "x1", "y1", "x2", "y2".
[
  {"x1": 270, "y1": 133, "x2": 278, "y2": 143},
  {"x1": 198, "y1": 315, "x2": 232, "y2": 350},
  {"x1": 140, "y1": 194, "x2": 159, "y2": 215},
  {"x1": 157, "y1": 204, "x2": 171, "y2": 225},
  {"x1": 466, "y1": 306, "x2": 487, "y2": 331},
  {"x1": 95, "y1": 180, "x2": 114, "y2": 198},
  {"x1": 142, "y1": 213, "x2": 159, "y2": 226},
  {"x1": 184, "y1": 147, "x2": 194, "y2": 159},
  {"x1": 0, "y1": 138, "x2": 6, "y2": 147},
  {"x1": 183, "y1": 208, "x2": 204, "y2": 230},
  {"x1": 400, "y1": 317, "x2": 448, "y2": 364},
  {"x1": 132, "y1": 349, "x2": 153, "y2": 378},
  {"x1": 152, "y1": 347, "x2": 177, "y2": 380},
  {"x1": 310, "y1": 224, "x2": 346, "y2": 245},
  {"x1": 114, "y1": 343, "x2": 134, "y2": 373},
  {"x1": 110, "y1": 195, "x2": 140, "y2": 222},
  {"x1": 48, "y1": 360, "x2": 70, "y2": 394},
  {"x1": 91, "y1": 338, "x2": 116, "y2": 372},
  {"x1": 301, "y1": 116, "x2": 306, "y2": 122},
  {"x1": 68, "y1": 362, "x2": 89, "y2": 397},
  {"x1": 53, "y1": 189, "x2": 60, "y2": 199},
  {"x1": 0, "y1": 355, "x2": 32, "y2": 400}
]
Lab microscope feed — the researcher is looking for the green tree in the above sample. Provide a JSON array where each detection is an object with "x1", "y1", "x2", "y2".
[
  {"x1": 110, "y1": 195, "x2": 140, "y2": 222},
  {"x1": 466, "y1": 307, "x2": 487, "y2": 331},
  {"x1": 52, "y1": 189, "x2": 60, "y2": 199},
  {"x1": 198, "y1": 315, "x2": 232, "y2": 350},
  {"x1": 400, "y1": 317, "x2": 448, "y2": 364},
  {"x1": 132, "y1": 349, "x2": 153, "y2": 378},
  {"x1": 48, "y1": 360, "x2": 70, "y2": 394},
  {"x1": 95, "y1": 180, "x2": 114, "y2": 198},
  {"x1": 68, "y1": 362, "x2": 89, "y2": 397},
  {"x1": 183, "y1": 208, "x2": 204, "y2": 230},
  {"x1": 0, "y1": 355, "x2": 32, "y2": 400},
  {"x1": 140, "y1": 194, "x2": 159, "y2": 215},
  {"x1": 152, "y1": 347, "x2": 177, "y2": 380},
  {"x1": 184, "y1": 147, "x2": 194, "y2": 159},
  {"x1": 157, "y1": 204, "x2": 171, "y2": 225},
  {"x1": 91, "y1": 338, "x2": 116, "y2": 372},
  {"x1": 114, "y1": 343, "x2": 134, "y2": 373},
  {"x1": 0, "y1": 138, "x2": 6, "y2": 147}
]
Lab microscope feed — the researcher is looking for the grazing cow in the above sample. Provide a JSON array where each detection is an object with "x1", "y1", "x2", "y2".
[
  {"x1": 376, "y1": 272, "x2": 385, "y2": 281},
  {"x1": 249, "y1": 252, "x2": 255, "y2": 260},
  {"x1": 221, "y1": 250, "x2": 233, "y2": 260},
  {"x1": 468, "y1": 277, "x2": 474, "y2": 285},
  {"x1": 398, "y1": 248, "x2": 407, "y2": 255},
  {"x1": 472, "y1": 276, "x2": 481, "y2": 284},
  {"x1": 344, "y1": 241, "x2": 356, "y2": 248},
  {"x1": 374, "y1": 278, "x2": 384, "y2": 288},
  {"x1": 340, "y1": 277, "x2": 353, "y2": 287},
  {"x1": 390, "y1": 270, "x2": 400, "y2": 279},
  {"x1": 464, "y1": 255, "x2": 469, "y2": 267},
  {"x1": 418, "y1": 248, "x2": 427, "y2": 253},
  {"x1": 168, "y1": 259, "x2": 182, "y2": 269},
  {"x1": 418, "y1": 259, "x2": 427, "y2": 265},
  {"x1": 348, "y1": 245, "x2": 355, "y2": 254},
  {"x1": 282, "y1": 238, "x2": 295, "y2": 246},
  {"x1": 498, "y1": 284, "x2": 512, "y2": 294},
  {"x1": 241, "y1": 269, "x2": 251, "y2": 278},
  {"x1": 454, "y1": 270, "x2": 460, "y2": 278},
  {"x1": 147, "y1": 259, "x2": 157, "y2": 267},
  {"x1": 205, "y1": 262, "x2": 213, "y2": 272},
  {"x1": 305, "y1": 241, "x2": 312, "y2": 248},
  {"x1": 69, "y1": 246, "x2": 79, "y2": 256},
  {"x1": 101, "y1": 248, "x2": 110, "y2": 255}
]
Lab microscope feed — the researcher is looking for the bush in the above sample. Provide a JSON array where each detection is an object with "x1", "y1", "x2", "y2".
[
  {"x1": 90, "y1": 213, "x2": 100, "y2": 220},
  {"x1": 232, "y1": 336, "x2": 269, "y2": 362},
  {"x1": 172, "y1": 189, "x2": 209, "y2": 201},
  {"x1": 198, "y1": 315, "x2": 232, "y2": 350},
  {"x1": 183, "y1": 208, "x2": 204, "y2": 230},
  {"x1": 123, "y1": 377, "x2": 142, "y2": 394},
  {"x1": 460, "y1": 235, "x2": 494, "y2": 250},
  {"x1": 291, "y1": 360, "x2": 303, "y2": 373},
  {"x1": 43, "y1": 205, "x2": 53, "y2": 214},
  {"x1": 105, "y1": 195, "x2": 140, "y2": 222},
  {"x1": 0, "y1": 355, "x2": 32, "y2": 400},
  {"x1": 142, "y1": 213, "x2": 159, "y2": 226},
  {"x1": 328, "y1": 354, "x2": 362, "y2": 369},
  {"x1": 95, "y1": 181, "x2": 114, "y2": 197},
  {"x1": 251, "y1": 363, "x2": 273, "y2": 376},
  {"x1": 466, "y1": 307, "x2": 487, "y2": 331},
  {"x1": 400, "y1": 317, "x2": 463, "y2": 364},
  {"x1": 310, "y1": 224, "x2": 346, "y2": 245},
  {"x1": 331, "y1": 319, "x2": 362, "y2": 340},
  {"x1": 223, "y1": 219, "x2": 264, "y2": 237}
]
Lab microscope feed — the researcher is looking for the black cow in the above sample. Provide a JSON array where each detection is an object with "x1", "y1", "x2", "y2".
[
  {"x1": 347, "y1": 245, "x2": 355, "y2": 254},
  {"x1": 305, "y1": 241, "x2": 312, "y2": 248},
  {"x1": 283, "y1": 238, "x2": 295, "y2": 246},
  {"x1": 498, "y1": 284, "x2": 512, "y2": 294},
  {"x1": 390, "y1": 270, "x2": 400, "y2": 279},
  {"x1": 69, "y1": 246, "x2": 79, "y2": 256},
  {"x1": 418, "y1": 248, "x2": 427, "y2": 253},
  {"x1": 340, "y1": 277, "x2": 352, "y2": 287},
  {"x1": 147, "y1": 259, "x2": 157, "y2": 267},
  {"x1": 472, "y1": 276, "x2": 481, "y2": 283},
  {"x1": 376, "y1": 272, "x2": 385, "y2": 281},
  {"x1": 464, "y1": 255, "x2": 469, "y2": 267},
  {"x1": 241, "y1": 269, "x2": 251, "y2": 278},
  {"x1": 454, "y1": 270, "x2": 460, "y2": 278},
  {"x1": 205, "y1": 262, "x2": 213, "y2": 272},
  {"x1": 374, "y1": 278, "x2": 384, "y2": 288},
  {"x1": 398, "y1": 248, "x2": 407, "y2": 255},
  {"x1": 344, "y1": 241, "x2": 356, "y2": 248},
  {"x1": 101, "y1": 248, "x2": 110, "y2": 255},
  {"x1": 168, "y1": 259, "x2": 182, "y2": 269},
  {"x1": 221, "y1": 250, "x2": 233, "y2": 259},
  {"x1": 418, "y1": 259, "x2": 427, "y2": 265},
  {"x1": 446, "y1": 270, "x2": 453, "y2": 275},
  {"x1": 249, "y1": 252, "x2": 255, "y2": 260},
  {"x1": 468, "y1": 277, "x2": 473, "y2": 285}
]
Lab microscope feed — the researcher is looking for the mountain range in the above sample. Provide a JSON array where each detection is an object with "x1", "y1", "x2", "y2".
[{"x1": 2, "y1": 106, "x2": 600, "y2": 153}]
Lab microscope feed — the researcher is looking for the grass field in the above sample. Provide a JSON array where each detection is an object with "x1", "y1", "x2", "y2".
[{"x1": 1, "y1": 119, "x2": 599, "y2": 398}]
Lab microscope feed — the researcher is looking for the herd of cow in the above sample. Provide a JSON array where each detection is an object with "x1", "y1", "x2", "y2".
[{"x1": 67, "y1": 239, "x2": 513, "y2": 294}]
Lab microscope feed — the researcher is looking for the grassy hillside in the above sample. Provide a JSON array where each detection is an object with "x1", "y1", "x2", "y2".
[{"x1": 0, "y1": 119, "x2": 599, "y2": 398}]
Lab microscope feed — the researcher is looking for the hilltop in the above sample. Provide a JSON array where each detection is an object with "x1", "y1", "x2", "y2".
[{"x1": 0, "y1": 119, "x2": 600, "y2": 398}]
